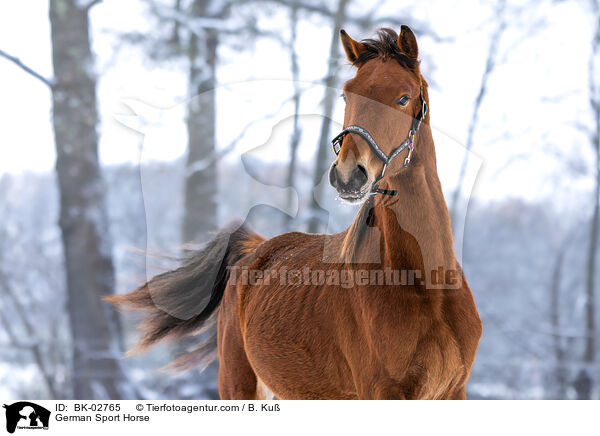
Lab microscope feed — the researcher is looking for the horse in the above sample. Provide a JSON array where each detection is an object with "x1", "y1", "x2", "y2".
[{"x1": 107, "y1": 25, "x2": 482, "y2": 400}]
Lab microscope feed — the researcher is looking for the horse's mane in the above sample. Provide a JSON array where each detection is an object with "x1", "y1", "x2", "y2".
[{"x1": 353, "y1": 28, "x2": 420, "y2": 71}]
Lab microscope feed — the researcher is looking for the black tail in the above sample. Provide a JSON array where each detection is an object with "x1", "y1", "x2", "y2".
[{"x1": 107, "y1": 220, "x2": 263, "y2": 370}]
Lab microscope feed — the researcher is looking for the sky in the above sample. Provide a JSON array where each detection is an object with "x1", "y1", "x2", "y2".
[{"x1": 0, "y1": 0, "x2": 596, "y2": 209}]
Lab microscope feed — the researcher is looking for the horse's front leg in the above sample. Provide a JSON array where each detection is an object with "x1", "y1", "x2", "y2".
[
  {"x1": 356, "y1": 373, "x2": 425, "y2": 400},
  {"x1": 361, "y1": 378, "x2": 468, "y2": 400}
]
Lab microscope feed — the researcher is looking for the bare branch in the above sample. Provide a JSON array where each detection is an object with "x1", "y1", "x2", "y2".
[
  {"x1": 0, "y1": 48, "x2": 54, "y2": 88},
  {"x1": 261, "y1": 0, "x2": 334, "y2": 17},
  {"x1": 84, "y1": 0, "x2": 102, "y2": 11},
  {"x1": 246, "y1": 0, "x2": 448, "y2": 42},
  {"x1": 146, "y1": 1, "x2": 286, "y2": 44}
]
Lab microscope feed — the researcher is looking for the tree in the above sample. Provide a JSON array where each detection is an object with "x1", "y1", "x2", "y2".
[
  {"x1": 548, "y1": 232, "x2": 572, "y2": 398},
  {"x1": 285, "y1": 4, "x2": 303, "y2": 230},
  {"x1": 0, "y1": 0, "x2": 138, "y2": 400},
  {"x1": 448, "y1": 0, "x2": 507, "y2": 229},
  {"x1": 307, "y1": 0, "x2": 350, "y2": 233},
  {"x1": 581, "y1": 0, "x2": 600, "y2": 397},
  {"x1": 182, "y1": 0, "x2": 221, "y2": 243},
  {"x1": 50, "y1": 0, "x2": 132, "y2": 399},
  {"x1": 0, "y1": 0, "x2": 134, "y2": 399}
]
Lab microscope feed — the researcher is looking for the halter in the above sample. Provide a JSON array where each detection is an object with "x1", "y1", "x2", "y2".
[{"x1": 331, "y1": 84, "x2": 428, "y2": 196}]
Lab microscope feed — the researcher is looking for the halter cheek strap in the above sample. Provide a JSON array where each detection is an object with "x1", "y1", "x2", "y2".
[{"x1": 331, "y1": 84, "x2": 428, "y2": 196}]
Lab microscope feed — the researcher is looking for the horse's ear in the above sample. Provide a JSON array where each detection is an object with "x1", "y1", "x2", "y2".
[
  {"x1": 340, "y1": 29, "x2": 366, "y2": 63},
  {"x1": 397, "y1": 25, "x2": 418, "y2": 59}
]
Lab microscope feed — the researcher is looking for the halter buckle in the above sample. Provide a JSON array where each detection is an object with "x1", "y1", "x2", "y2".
[
  {"x1": 332, "y1": 136, "x2": 342, "y2": 156},
  {"x1": 404, "y1": 144, "x2": 414, "y2": 167}
]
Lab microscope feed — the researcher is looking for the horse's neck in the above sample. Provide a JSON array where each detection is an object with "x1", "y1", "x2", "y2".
[{"x1": 344, "y1": 127, "x2": 458, "y2": 288}]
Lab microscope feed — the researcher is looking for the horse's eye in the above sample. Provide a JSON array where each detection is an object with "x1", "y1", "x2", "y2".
[
  {"x1": 341, "y1": 93, "x2": 347, "y2": 103},
  {"x1": 396, "y1": 95, "x2": 410, "y2": 107}
]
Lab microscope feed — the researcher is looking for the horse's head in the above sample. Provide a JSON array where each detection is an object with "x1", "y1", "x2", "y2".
[{"x1": 329, "y1": 26, "x2": 428, "y2": 203}]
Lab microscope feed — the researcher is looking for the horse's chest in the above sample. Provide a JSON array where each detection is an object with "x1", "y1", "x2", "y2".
[
  {"x1": 412, "y1": 330, "x2": 465, "y2": 399},
  {"x1": 363, "y1": 315, "x2": 466, "y2": 399}
]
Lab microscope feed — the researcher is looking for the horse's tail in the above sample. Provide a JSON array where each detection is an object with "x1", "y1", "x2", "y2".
[{"x1": 106, "y1": 220, "x2": 263, "y2": 371}]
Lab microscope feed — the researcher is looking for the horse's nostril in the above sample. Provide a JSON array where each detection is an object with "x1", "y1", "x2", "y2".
[
  {"x1": 356, "y1": 164, "x2": 367, "y2": 180},
  {"x1": 329, "y1": 163, "x2": 338, "y2": 188},
  {"x1": 354, "y1": 164, "x2": 368, "y2": 186}
]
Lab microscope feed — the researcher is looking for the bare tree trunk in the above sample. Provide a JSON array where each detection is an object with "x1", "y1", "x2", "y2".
[
  {"x1": 49, "y1": 0, "x2": 134, "y2": 399},
  {"x1": 549, "y1": 240, "x2": 568, "y2": 399},
  {"x1": 582, "y1": 2, "x2": 600, "y2": 396},
  {"x1": 177, "y1": 0, "x2": 220, "y2": 399},
  {"x1": 585, "y1": 149, "x2": 599, "y2": 364},
  {"x1": 308, "y1": 0, "x2": 350, "y2": 233},
  {"x1": 285, "y1": 4, "x2": 302, "y2": 230},
  {"x1": 182, "y1": 0, "x2": 218, "y2": 243},
  {"x1": 449, "y1": 0, "x2": 507, "y2": 231}
]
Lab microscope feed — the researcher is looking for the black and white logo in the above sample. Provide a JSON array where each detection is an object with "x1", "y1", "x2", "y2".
[{"x1": 3, "y1": 402, "x2": 50, "y2": 434}]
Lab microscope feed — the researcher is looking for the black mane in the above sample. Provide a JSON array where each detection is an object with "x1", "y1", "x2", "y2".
[{"x1": 354, "y1": 28, "x2": 420, "y2": 71}]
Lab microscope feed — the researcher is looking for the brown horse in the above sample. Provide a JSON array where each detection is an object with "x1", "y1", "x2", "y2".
[{"x1": 108, "y1": 26, "x2": 482, "y2": 400}]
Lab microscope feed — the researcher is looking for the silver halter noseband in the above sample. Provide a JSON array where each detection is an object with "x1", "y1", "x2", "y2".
[{"x1": 331, "y1": 85, "x2": 428, "y2": 196}]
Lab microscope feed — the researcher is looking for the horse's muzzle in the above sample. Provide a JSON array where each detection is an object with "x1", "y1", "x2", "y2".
[{"x1": 329, "y1": 162, "x2": 370, "y2": 203}]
